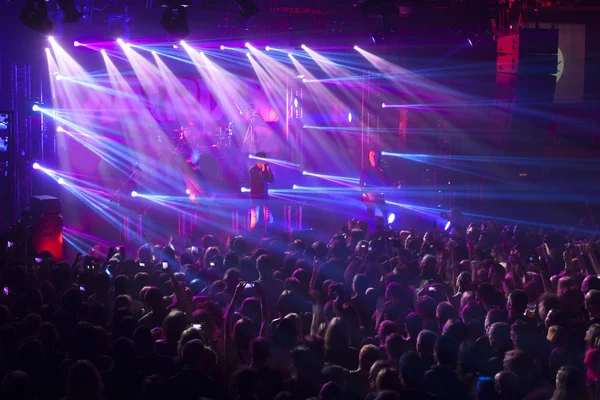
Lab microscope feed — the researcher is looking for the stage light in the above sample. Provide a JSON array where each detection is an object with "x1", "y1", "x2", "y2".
[
  {"x1": 302, "y1": 171, "x2": 307, "y2": 175},
  {"x1": 58, "y1": 0, "x2": 84, "y2": 22},
  {"x1": 240, "y1": 187, "x2": 250, "y2": 193},
  {"x1": 57, "y1": 178, "x2": 66, "y2": 185},
  {"x1": 56, "y1": 126, "x2": 65, "y2": 133},
  {"x1": 56, "y1": 74, "x2": 62, "y2": 81},
  {"x1": 131, "y1": 191, "x2": 138, "y2": 198},
  {"x1": 467, "y1": 38, "x2": 473, "y2": 47},
  {"x1": 180, "y1": 40, "x2": 186, "y2": 46},
  {"x1": 189, "y1": 193, "x2": 196, "y2": 200},
  {"x1": 234, "y1": 0, "x2": 259, "y2": 19},
  {"x1": 200, "y1": 51, "x2": 204, "y2": 56},
  {"x1": 387, "y1": 213, "x2": 396, "y2": 224},
  {"x1": 348, "y1": 112, "x2": 353, "y2": 123},
  {"x1": 445, "y1": 221, "x2": 452, "y2": 231},
  {"x1": 354, "y1": 45, "x2": 360, "y2": 50},
  {"x1": 32, "y1": 104, "x2": 40, "y2": 112},
  {"x1": 161, "y1": 6, "x2": 189, "y2": 37},
  {"x1": 292, "y1": 184, "x2": 298, "y2": 190},
  {"x1": 48, "y1": 36, "x2": 55, "y2": 42},
  {"x1": 73, "y1": 41, "x2": 81, "y2": 47},
  {"x1": 151, "y1": 50, "x2": 157, "y2": 55},
  {"x1": 108, "y1": 13, "x2": 131, "y2": 40},
  {"x1": 246, "y1": 53, "x2": 252, "y2": 58},
  {"x1": 301, "y1": 44, "x2": 306, "y2": 49},
  {"x1": 32, "y1": 162, "x2": 41, "y2": 170},
  {"x1": 117, "y1": 38, "x2": 124, "y2": 45},
  {"x1": 302, "y1": 78, "x2": 307, "y2": 83},
  {"x1": 100, "y1": 49, "x2": 107, "y2": 55},
  {"x1": 293, "y1": 98, "x2": 299, "y2": 108},
  {"x1": 220, "y1": 45, "x2": 225, "y2": 50},
  {"x1": 19, "y1": 0, "x2": 53, "y2": 34},
  {"x1": 173, "y1": 44, "x2": 179, "y2": 49},
  {"x1": 288, "y1": 53, "x2": 293, "y2": 58},
  {"x1": 185, "y1": 189, "x2": 191, "y2": 195},
  {"x1": 265, "y1": 46, "x2": 271, "y2": 51},
  {"x1": 45, "y1": 48, "x2": 50, "y2": 52},
  {"x1": 381, "y1": 103, "x2": 386, "y2": 108}
]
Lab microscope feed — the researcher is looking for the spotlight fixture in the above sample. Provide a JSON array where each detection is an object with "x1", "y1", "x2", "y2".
[
  {"x1": 57, "y1": 178, "x2": 66, "y2": 185},
  {"x1": 19, "y1": 0, "x2": 53, "y2": 34},
  {"x1": 56, "y1": 74, "x2": 62, "y2": 81},
  {"x1": 292, "y1": 184, "x2": 298, "y2": 190},
  {"x1": 117, "y1": 38, "x2": 124, "y2": 45},
  {"x1": 180, "y1": 40, "x2": 186, "y2": 46},
  {"x1": 220, "y1": 45, "x2": 225, "y2": 50},
  {"x1": 58, "y1": 0, "x2": 84, "y2": 23},
  {"x1": 32, "y1": 162, "x2": 41, "y2": 170},
  {"x1": 185, "y1": 189, "x2": 191, "y2": 195},
  {"x1": 302, "y1": 171, "x2": 307, "y2": 175},
  {"x1": 160, "y1": 6, "x2": 189, "y2": 37},
  {"x1": 45, "y1": 48, "x2": 50, "y2": 52},
  {"x1": 73, "y1": 41, "x2": 81, "y2": 47},
  {"x1": 234, "y1": 0, "x2": 259, "y2": 19},
  {"x1": 265, "y1": 46, "x2": 271, "y2": 51},
  {"x1": 301, "y1": 44, "x2": 307, "y2": 49},
  {"x1": 347, "y1": 112, "x2": 353, "y2": 123},
  {"x1": 56, "y1": 126, "x2": 65, "y2": 132},
  {"x1": 151, "y1": 50, "x2": 157, "y2": 55},
  {"x1": 108, "y1": 13, "x2": 131, "y2": 40},
  {"x1": 287, "y1": 53, "x2": 293, "y2": 58},
  {"x1": 100, "y1": 49, "x2": 107, "y2": 55},
  {"x1": 381, "y1": 103, "x2": 386, "y2": 108},
  {"x1": 32, "y1": 104, "x2": 40, "y2": 112},
  {"x1": 245, "y1": 42, "x2": 250, "y2": 48},
  {"x1": 173, "y1": 44, "x2": 179, "y2": 49},
  {"x1": 131, "y1": 191, "x2": 138, "y2": 197},
  {"x1": 353, "y1": 45, "x2": 360, "y2": 50}
]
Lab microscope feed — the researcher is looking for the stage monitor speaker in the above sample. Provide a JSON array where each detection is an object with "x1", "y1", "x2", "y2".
[
  {"x1": 32, "y1": 215, "x2": 63, "y2": 260},
  {"x1": 31, "y1": 195, "x2": 61, "y2": 217}
]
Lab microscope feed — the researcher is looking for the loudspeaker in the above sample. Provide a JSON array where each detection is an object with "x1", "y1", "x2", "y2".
[
  {"x1": 31, "y1": 195, "x2": 61, "y2": 217},
  {"x1": 32, "y1": 215, "x2": 63, "y2": 260},
  {"x1": 30, "y1": 196, "x2": 63, "y2": 260}
]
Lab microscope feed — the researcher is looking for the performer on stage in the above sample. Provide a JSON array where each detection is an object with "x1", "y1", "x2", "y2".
[
  {"x1": 249, "y1": 151, "x2": 275, "y2": 232},
  {"x1": 360, "y1": 149, "x2": 392, "y2": 220}
]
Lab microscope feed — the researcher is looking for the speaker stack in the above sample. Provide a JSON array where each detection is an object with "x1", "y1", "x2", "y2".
[{"x1": 30, "y1": 195, "x2": 63, "y2": 260}]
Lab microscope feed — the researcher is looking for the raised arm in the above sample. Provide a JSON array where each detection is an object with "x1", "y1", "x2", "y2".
[{"x1": 224, "y1": 283, "x2": 245, "y2": 348}]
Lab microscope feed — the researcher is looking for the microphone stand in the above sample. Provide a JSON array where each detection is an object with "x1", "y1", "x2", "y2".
[{"x1": 109, "y1": 165, "x2": 141, "y2": 204}]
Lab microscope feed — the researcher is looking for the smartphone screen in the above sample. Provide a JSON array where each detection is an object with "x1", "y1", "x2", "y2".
[
  {"x1": 162, "y1": 261, "x2": 168, "y2": 270},
  {"x1": 3, "y1": 287, "x2": 8, "y2": 295},
  {"x1": 35, "y1": 257, "x2": 42, "y2": 263},
  {"x1": 7, "y1": 241, "x2": 13, "y2": 248},
  {"x1": 210, "y1": 262, "x2": 215, "y2": 267},
  {"x1": 79, "y1": 286, "x2": 86, "y2": 292},
  {"x1": 192, "y1": 324, "x2": 203, "y2": 330},
  {"x1": 139, "y1": 262, "x2": 145, "y2": 267},
  {"x1": 191, "y1": 246, "x2": 198, "y2": 253},
  {"x1": 244, "y1": 283, "x2": 254, "y2": 289}
]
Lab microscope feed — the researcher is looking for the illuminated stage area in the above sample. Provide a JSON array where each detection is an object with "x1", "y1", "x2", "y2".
[{"x1": 34, "y1": 38, "x2": 419, "y2": 250}]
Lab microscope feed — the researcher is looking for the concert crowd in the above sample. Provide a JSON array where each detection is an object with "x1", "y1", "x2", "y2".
[{"x1": 1, "y1": 216, "x2": 600, "y2": 400}]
